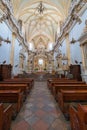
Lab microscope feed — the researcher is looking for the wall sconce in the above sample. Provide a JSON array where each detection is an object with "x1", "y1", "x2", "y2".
[
  {"x1": 0, "y1": 36, "x2": 11, "y2": 46},
  {"x1": 35, "y1": 1, "x2": 46, "y2": 15},
  {"x1": 72, "y1": 13, "x2": 82, "y2": 24},
  {"x1": 70, "y1": 38, "x2": 78, "y2": 44},
  {"x1": 62, "y1": 54, "x2": 68, "y2": 60},
  {"x1": 0, "y1": 14, "x2": 8, "y2": 23}
]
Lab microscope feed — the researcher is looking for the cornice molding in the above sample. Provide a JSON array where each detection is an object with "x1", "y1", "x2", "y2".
[
  {"x1": 1, "y1": 0, "x2": 28, "y2": 52},
  {"x1": 79, "y1": 32, "x2": 87, "y2": 45},
  {"x1": 79, "y1": 20, "x2": 87, "y2": 45},
  {"x1": 19, "y1": 53, "x2": 25, "y2": 59},
  {"x1": 54, "y1": 0, "x2": 86, "y2": 51}
]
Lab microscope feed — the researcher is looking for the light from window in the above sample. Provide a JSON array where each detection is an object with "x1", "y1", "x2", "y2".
[
  {"x1": 38, "y1": 59, "x2": 43, "y2": 65},
  {"x1": 29, "y1": 43, "x2": 33, "y2": 50},
  {"x1": 48, "y1": 43, "x2": 53, "y2": 51}
]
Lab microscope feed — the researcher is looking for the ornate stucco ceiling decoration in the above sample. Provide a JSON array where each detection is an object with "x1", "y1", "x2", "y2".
[
  {"x1": 32, "y1": 34, "x2": 50, "y2": 49},
  {"x1": 11, "y1": 0, "x2": 71, "y2": 51}
]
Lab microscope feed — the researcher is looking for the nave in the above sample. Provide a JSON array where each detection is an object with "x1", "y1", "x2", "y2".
[{"x1": 11, "y1": 81, "x2": 70, "y2": 130}]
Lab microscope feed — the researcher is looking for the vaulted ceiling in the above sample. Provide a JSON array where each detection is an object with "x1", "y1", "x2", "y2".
[{"x1": 11, "y1": 0, "x2": 71, "y2": 51}]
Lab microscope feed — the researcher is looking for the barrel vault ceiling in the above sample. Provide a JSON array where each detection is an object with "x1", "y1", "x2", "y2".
[{"x1": 11, "y1": 0, "x2": 71, "y2": 51}]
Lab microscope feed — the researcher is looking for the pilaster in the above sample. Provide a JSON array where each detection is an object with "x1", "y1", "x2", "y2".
[
  {"x1": 65, "y1": 34, "x2": 71, "y2": 65},
  {"x1": 10, "y1": 32, "x2": 16, "y2": 66}
]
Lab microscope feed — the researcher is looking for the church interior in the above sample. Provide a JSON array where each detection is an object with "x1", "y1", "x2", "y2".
[{"x1": 0, "y1": 0, "x2": 87, "y2": 130}]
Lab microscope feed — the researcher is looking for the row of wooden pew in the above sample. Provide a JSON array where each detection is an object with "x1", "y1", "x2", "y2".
[
  {"x1": 47, "y1": 78, "x2": 87, "y2": 130},
  {"x1": 0, "y1": 78, "x2": 34, "y2": 130}
]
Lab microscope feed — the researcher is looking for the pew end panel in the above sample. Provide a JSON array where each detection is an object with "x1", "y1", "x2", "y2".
[
  {"x1": 0, "y1": 89, "x2": 23, "y2": 119},
  {"x1": 0, "y1": 103, "x2": 3, "y2": 130},
  {"x1": 0, "y1": 103, "x2": 13, "y2": 130},
  {"x1": 78, "y1": 104, "x2": 87, "y2": 130},
  {"x1": 69, "y1": 106, "x2": 82, "y2": 130},
  {"x1": 3, "y1": 104, "x2": 13, "y2": 130}
]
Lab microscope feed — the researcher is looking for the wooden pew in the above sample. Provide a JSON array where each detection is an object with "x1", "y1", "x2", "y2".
[
  {"x1": 49, "y1": 81, "x2": 85, "y2": 88},
  {"x1": 51, "y1": 83, "x2": 86, "y2": 99},
  {"x1": 48, "y1": 80, "x2": 85, "y2": 88},
  {"x1": 0, "y1": 89, "x2": 23, "y2": 118},
  {"x1": 15, "y1": 78, "x2": 34, "y2": 87},
  {"x1": 47, "y1": 78, "x2": 76, "y2": 87},
  {"x1": 4, "y1": 78, "x2": 34, "y2": 86},
  {"x1": 0, "y1": 103, "x2": 13, "y2": 130},
  {"x1": 58, "y1": 89, "x2": 87, "y2": 120},
  {"x1": 0, "y1": 104, "x2": 3, "y2": 130},
  {"x1": 47, "y1": 79, "x2": 78, "y2": 89},
  {"x1": 0, "y1": 83, "x2": 29, "y2": 101},
  {"x1": 69, "y1": 104, "x2": 87, "y2": 130},
  {"x1": 3, "y1": 78, "x2": 34, "y2": 90},
  {"x1": 1, "y1": 81, "x2": 32, "y2": 92}
]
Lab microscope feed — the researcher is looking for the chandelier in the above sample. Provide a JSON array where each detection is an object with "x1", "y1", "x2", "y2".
[
  {"x1": 37, "y1": 1, "x2": 45, "y2": 14},
  {"x1": 0, "y1": 36, "x2": 11, "y2": 46},
  {"x1": 35, "y1": 1, "x2": 46, "y2": 15}
]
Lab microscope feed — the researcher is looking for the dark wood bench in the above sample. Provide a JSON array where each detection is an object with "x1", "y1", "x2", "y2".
[
  {"x1": 69, "y1": 104, "x2": 87, "y2": 130},
  {"x1": 58, "y1": 89, "x2": 87, "y2": 120},
  {"x1": 5, "y1": 78, "x2": 34, "y2": 86},
  {"x1": 0, "y1": 89, "x2": 23, "y2": 118},
  {"x1": 47, "y1": 78, "x2": 77, "y2": 87},
  {"x1": 50, "y1": 81, "x2": 85, "y2": 88},
  {"x1": 51, "y1": 83, "x2": 86, "y2": 99},
  {"x1": 0, "y1": 81, "x2": 31, "y2": 89},
  {"x1": 0, "y1": 103, "x2": 13, "y2": 130},
  {"x1": 16, "y1": 78, "x2": 34, "y2": 88},
  {"x1": 47, "y1": 79, "x2": 78, "y2": 89},
  {"x1": 0, "y1": 83, "x2": 29, "y2": 100}
]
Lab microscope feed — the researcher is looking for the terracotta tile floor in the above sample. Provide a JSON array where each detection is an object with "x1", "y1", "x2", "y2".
[{"x1": 11, "y1": 81, "x2": 71, "y2": 130}]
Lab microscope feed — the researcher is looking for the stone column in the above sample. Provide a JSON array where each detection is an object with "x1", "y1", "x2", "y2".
[
  {"x1": 10, "y1": 33, "x2": 16, "y2": 76},
  {"x1": 19, "y1": 54, "x2": 23, "y2": 74},
  {"x1": 28, "y1": 55, "x2": 33, "y2": 74},
  {"x1": 56, "y1": 57, "x2": 58, "y2": 70},
  {"x1": 27, "y1": 59, "x2": 29, "y2": 73},
  {"x1": 65, "y1": 33, "x2": 71, "y2": 65},
  {"x1": 80, "y1": 44, "x2": 85, "y2": 68},
  {"x1": 19, "y1": 53, "x2": 25, "y2": 74},
  {"x1": 52, "y1": 59, "x2": 54, "y2": 70},
  {"x1": 10, "y1": 32, "x2": 16, "y2": 66}
]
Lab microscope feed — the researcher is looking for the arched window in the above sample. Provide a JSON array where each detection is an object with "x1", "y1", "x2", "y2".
[
  {"x1": 38, "y1": 58, "x2": 43, "y2": 65},
  {"x1": 29, "y1": 43, "x2": 34, "y2": 51},
  {"x1": 48, "y1": 43, "x2": 53, "y2": 51}
]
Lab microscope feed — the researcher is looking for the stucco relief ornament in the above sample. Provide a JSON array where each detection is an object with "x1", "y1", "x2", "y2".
[
  {"x1": 0, "y1": 14, "x2": 8, "y2": 23},
  {"x1": 2, "y1": 0, "x2": 13, "y2": 14},
  {"x1": 85, "y1": 20, "x2": 87, "y2": 26},
  {"x1": 84, "y1": 20, "x2": 87, "y2": 33},
  {"x1": 83, "y1": 0, "x2": 87, "y2": 3}
]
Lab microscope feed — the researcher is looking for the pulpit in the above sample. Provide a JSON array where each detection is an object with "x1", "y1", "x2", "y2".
[
  {"x1": 0, "y1": 64, "x2": 12, "y2": 80},
  {"x1": 69, "y1": 65, "x2": 82, "y2": 81}
]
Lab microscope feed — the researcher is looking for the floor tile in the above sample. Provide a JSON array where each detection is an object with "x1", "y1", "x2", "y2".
[
  {"x1": 25, "y1": 115, "x2": 39, "y2": 126},
  {"x1": 11, "y1": 120, "x2": 30, "y2": 130},
  {"x1": 11, "y1": 81, "x2": 70, "y2": 130},
  {"x1": 33, "y1": 120, "x2": 49, "y2": 130}
]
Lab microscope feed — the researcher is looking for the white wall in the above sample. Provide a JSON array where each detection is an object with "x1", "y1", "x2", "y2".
[
  {"x1": 0, "y1": 22, "x2": 12, "y2": 64},
  {"x1": 0, "y1": 22, "x2": 22, "y2": 75},
  {"x1": 69, "y1": 9, "x2": 87, "y2": 64},
  {"x1": 24, "y1": 52, "x2": 28, "y2": 72},
  {"x1": 58, "y1": 9, "x2": 87, "y2": 66},
  {"x1": 13, "y1": 39, "x2": 22, "y2": 75}
]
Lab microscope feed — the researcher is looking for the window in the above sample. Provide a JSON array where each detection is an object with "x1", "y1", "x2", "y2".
[
  {"x1": 29, "y1": 43, "x2": 33, "y2": 51},
  {"x1": 48, "y1": 43, "x2": 53, "y2": 51},
  {"x1": 38, "y1": 59, "x2": 43, "y2": 65}
]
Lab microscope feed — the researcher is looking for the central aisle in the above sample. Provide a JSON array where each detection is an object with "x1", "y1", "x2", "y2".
[{"x1": 11, "y1": 81, "x2": 70, "y2": 130}]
